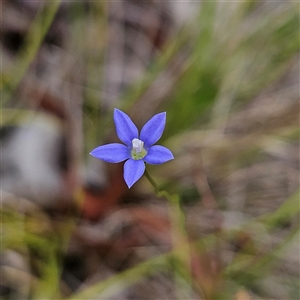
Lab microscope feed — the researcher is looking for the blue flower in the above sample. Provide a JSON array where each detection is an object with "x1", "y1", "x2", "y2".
[{"x1": 90, "y1": 108, "x2": 174, "y2": 188}]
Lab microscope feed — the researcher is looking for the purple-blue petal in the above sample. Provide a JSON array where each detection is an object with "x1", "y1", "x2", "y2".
[
  {"x1": 123, "y1": 159, "x2": 145, "y2": 188},
  {"x1": 140, "y1": 112, "x2": 166, "y2": 147},
  {"x1": 114, "y1": 109, "x2": 139, "y2": 146},
  {"x1": 144, "y1": 145, "x2": 174, "y2": 165},
  {"x1": 90, "y1": 143, "x2": 130, "y2": 163}
]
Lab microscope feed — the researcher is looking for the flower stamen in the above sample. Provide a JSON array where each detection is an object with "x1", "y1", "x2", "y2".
[{"x1": 131, "y1": 138, "x2": 147, "y2": 160}]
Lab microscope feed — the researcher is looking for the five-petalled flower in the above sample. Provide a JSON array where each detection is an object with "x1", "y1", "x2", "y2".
[{"x1": 90, "y1": 109, "x2": 174, "y2": 188}]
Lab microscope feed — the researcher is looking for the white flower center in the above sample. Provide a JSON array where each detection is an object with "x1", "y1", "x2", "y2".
[
  {"x1": 132, "y1": 138, "x2": 144, "y2": 153},
  {"x1": 131, "y1": 138, "x2": 147, "y2": 160}
]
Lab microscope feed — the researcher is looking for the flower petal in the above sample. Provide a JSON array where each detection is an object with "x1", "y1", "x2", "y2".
[
  {"x1": 144, "y1": 145, "x2": 174, "y2": 165},
  {"x1": 124, "y1": 159, "x2": 145, "y2": 188},
  {"x1": 90, "y1": 143, "x2": 130, "y2": 163},
  {"x1": 114, "y1": 109, "x2": 138, "y2": 145},
  {"x1": 140, "y1": 112, "x2": 166, "y2": 147}
]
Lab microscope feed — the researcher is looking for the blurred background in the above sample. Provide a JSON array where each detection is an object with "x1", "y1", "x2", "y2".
[{"x1": 1, "y1": 1, "x2": 299, "y2": 299}]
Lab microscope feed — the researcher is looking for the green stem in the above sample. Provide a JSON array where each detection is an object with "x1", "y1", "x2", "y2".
[
  {"x1": 144, "y1": 168, "x2": 193, "y2": 298},
  {"x1": 144, "y1": 168, "x2": 176, "y2": 203},
  {"x1": 144, "y1": 169, "x2": 160, "y2": 194}
]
